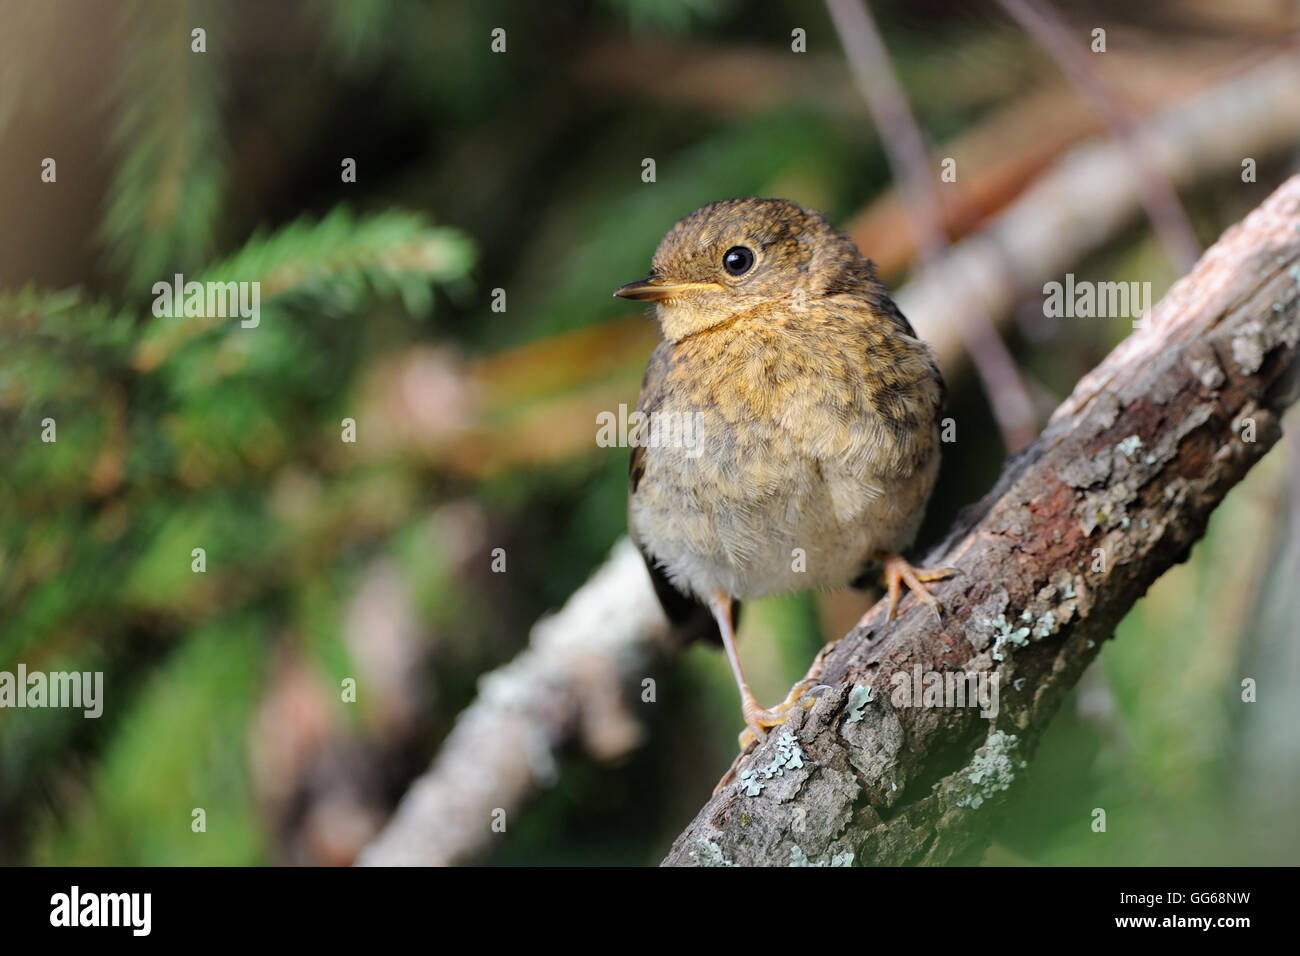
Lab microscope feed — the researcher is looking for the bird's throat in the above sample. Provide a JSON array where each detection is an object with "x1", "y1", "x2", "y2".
[{"x1": 657, "y1": 302, "x2": 752, "y2": 344}]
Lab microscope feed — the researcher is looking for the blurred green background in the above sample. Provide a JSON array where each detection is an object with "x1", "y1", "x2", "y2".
[{"x1": 1, "y1": 0, "x2": 1297, "y2": 866}]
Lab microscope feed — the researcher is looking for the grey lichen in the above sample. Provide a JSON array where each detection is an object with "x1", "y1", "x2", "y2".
[
  {"x1": 790, "y1": 846, "x2": 855, "y2": 867},
  {"x1": 738, "y1": 769, "x2": 764, "y2": 796},
  {"x1": 1016, "y1": 607, "x2": 1060, "y2": 641},
  {"x1": 691, "y1": 838, "x2": 738, "y2": 867},
  {"x1": 1047, "y1": 577, "x2": 1080, "y2": 629},
  {"x1": 1232, "y1": 319, "x2": 1270, "y2": 374},
  {"x1": 846, "y1": 684, "x2": 874, "y2": 723},
  {"x1": 1033, "y1": 609, "x2": 1057, "y2": 639},
  {"x1": 964, "y1": 588, "x2": 1011, "y2": 653},
  {"x1": 738, "y1": 731, "x2": 805, "y2": 797},
  {"x1": 1116, "y1": 434, "x2": 1144, "y2": 458},
  {"x1": 1186, "y1": 354, "x2": 1225, "y2": 390},
  {"x1": 955, "y1": 731, "x2": 1027, "y2": 809},
  {"x1": 986, "y1": 614, "x2": 1031, "y2": 661}
]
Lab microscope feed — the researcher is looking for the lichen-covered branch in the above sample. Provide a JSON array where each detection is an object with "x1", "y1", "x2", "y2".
[{"x1": 662, "y1": 174, "x2": 1300, "y2": 867}]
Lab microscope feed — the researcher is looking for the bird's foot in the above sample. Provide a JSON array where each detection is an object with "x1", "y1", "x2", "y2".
[
  {"x1": 713, "y1": 649, "x2": 836, "y2": 793},
  {"x1": 736, "y1": 678, "x2": 832, "y2": 749},
  {"x1": 712, "y1": 688, "x2": 817, "y2": 795},
  {"x1": 858, "y1": 552, "x2": 957, "y2": 628}
]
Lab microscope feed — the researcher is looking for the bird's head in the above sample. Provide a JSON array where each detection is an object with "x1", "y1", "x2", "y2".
[{"x1": 614, "y1": 198, "x2": 875, "y2": 341}]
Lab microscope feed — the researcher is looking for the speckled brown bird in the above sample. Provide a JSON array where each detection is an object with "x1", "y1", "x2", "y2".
[{"x1": 615, "y1": 198, "x2": 954, "y2": 748}]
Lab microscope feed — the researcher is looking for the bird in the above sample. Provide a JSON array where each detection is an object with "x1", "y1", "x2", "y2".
[{"x1": 614, "y1": 197, "x2": 954, "y2": 750}]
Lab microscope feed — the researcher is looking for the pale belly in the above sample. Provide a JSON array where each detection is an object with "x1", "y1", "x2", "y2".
[{"x1": 630, "y1": 442, "x2": 936, "y2": 602}]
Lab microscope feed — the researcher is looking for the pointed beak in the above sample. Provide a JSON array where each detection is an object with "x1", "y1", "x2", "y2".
[{"x1": 613, "y1": 277, "x2": 721, "y2": 302}]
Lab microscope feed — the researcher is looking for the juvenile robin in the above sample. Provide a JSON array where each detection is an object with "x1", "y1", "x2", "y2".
[{"x1": 615, "y1": 198, "x2": 954, "y2": 749}]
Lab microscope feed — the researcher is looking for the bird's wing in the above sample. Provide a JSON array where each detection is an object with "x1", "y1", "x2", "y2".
[{"x1": 628, "y1": 342, "x2": 671, "y2": 496}]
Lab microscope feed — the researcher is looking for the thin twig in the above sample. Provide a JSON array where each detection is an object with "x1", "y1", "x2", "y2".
[
  {"x1": 825, "y1": 0, "x2": 1040, "y2": 452},
  {"x1": 995, "y1": 0, "x2": 1202, "y2": 272}
]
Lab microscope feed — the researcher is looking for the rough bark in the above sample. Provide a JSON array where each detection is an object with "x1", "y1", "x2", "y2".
[{"x1": 662, "y1": 174, "x2": 1300, "y2": 867}]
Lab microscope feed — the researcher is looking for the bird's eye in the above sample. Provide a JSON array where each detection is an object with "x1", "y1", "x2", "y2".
[{"x1": 722, "y1": 246, "x2": 756, "y2": 277}]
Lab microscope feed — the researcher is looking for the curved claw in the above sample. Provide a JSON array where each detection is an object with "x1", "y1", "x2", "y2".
[
  {"x1": 867, "y1": 553, "x2": 958, "y2": 628},
  {"x1": 718, "y1": 681, "x2": 834, "y2": 793},
  {"x1": 736, "y1": 678, "x2": 829, "y2": 750}
]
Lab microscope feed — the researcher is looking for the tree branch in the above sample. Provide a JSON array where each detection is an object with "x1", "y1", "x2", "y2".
[
  {"x1": 662, "y1": 173, "x2": 1300, "y2": 867},
  {"x1": 356, "y1": 538, "x2": 673, "y2": 866}
]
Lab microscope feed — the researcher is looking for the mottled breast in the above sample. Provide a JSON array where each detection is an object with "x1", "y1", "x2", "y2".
[{"x1": 628, "y1": 301, "x2": 943, "y2": 601}]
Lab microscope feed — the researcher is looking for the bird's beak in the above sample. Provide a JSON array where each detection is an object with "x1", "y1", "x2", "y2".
[{"x1": 613, "y1": 277, "x2": 721, "y2": 301}]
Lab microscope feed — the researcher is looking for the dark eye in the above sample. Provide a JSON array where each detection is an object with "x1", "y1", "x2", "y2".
[{"x1": 722, "y1": 246, "x2": 755, "y2": 276}]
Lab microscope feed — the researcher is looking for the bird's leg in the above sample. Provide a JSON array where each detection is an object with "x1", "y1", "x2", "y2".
[
  {"x1": 708, "y1": 592, "x2": 772, "y2": 746},
  {"x1": 734, "y1": 642, "x2": 835, "y2": 752},
  {"x1": 708, "y1": 592, "x2": 826, "y2": 749},
  {"x1": 711, "y1": 630, "x2": 832, "y2": 795},
  {"x1": 858, "y1": 552, "x2": 957, "y2": 628}
]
